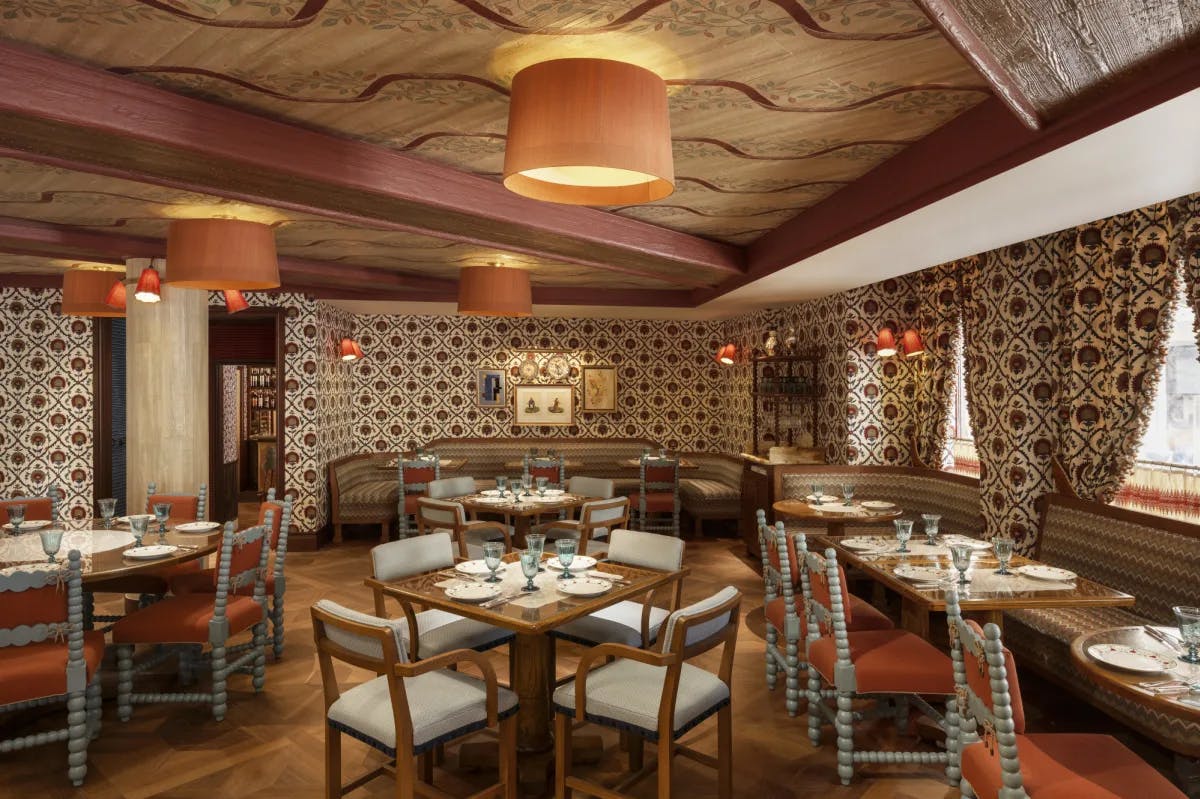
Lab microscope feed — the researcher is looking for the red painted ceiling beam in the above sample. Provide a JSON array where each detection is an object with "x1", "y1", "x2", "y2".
[{"x1": 0, "y1": 41, "x2": 744, "y2": 288}]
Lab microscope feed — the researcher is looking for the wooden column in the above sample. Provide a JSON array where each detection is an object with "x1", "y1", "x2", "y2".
[{"x1": 124, "y1": 257, "x2": 209, "y2": 512}]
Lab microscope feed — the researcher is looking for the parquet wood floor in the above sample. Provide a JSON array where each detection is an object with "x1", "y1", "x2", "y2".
[{"x1": 0, "y1": 528, "x2": 1172, "y2": 799}]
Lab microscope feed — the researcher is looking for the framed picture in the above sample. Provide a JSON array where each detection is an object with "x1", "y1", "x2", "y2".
[
  {"x1": 581, "y1": 365, "x2": 617, "y2": 412},
  {"x1": 476, "y1": 368, "x2": 506, "y2": 407},
  {"x1": 513, "y1": 384, "x2": 574, "y2": 426}
]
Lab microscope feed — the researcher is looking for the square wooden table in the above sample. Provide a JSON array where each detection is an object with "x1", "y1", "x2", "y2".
[
  {"x1": 455, "y1": 492, "x2": 594, "y2": 547},
  {"x1": 365, "y1": 553, "x2": 687, "y2": 753},
  {"x1": 813, "y1": 534, "x2": 1135, "y2": 637}
]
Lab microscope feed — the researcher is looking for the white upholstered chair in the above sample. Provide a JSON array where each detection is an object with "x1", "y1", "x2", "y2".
[
  {"x1": 552, "y1": 586, "x2": 741, "y2": 799},
  {"x1": 415, "y1": 497, "x2": 512, "y2": 559},
  {"x1": 427, "y1": 475, "x2": 476, "y2": 500},
  {"x1": 534, "y1": 496, "x2": 629, "y2": 556},
  {"x1": 369, "y1": 533, "x2": 513, "y2": 661},
  {"x1": 551, "y1": 528, "x2": 684, "y2": 649},
  {"x1": 566, "y1": 476, "x2": 615, "y2": 499},
  {"x1": 312, "y1": 600, "x2": 517, "y2": 799}
]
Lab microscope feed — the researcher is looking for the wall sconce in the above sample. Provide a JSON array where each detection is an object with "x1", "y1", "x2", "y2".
[
  {"x1": 223, "y1": 289, "x2": 250, "y2": 314},
  {"x1": 134, "y1": 263, "x2": 161, "y2": 303},
  {"x1": 715, "y1": 343, "x2": 736, "y2": 365},
  {"x1": 104, "y1": 279, "x2": 127, "y2": 311},
  {"x1": 875, "y1": 329, "x2": 898, "y2": 357},
  {"x1": 901, "y1": 329, "x2": 925, "y2": 358},
  {"x1": 339, "y1": 337, "x2": 364, "y2": 361},
  {"x1": 874, "y1": 328, "x2": 925, "y2": 359}
]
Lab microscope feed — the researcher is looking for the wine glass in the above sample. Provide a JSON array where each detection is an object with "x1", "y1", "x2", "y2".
[
  {"x1": 6, "y1": 504, "x2": 26, "y2": 535},
  {"x1": 495, "y1": 475, "x2": 508, "y2": 496},
  {"x1": 993, "y1": 537, "x2": 1014, "y2": 575},
  {"x1": 950, "y1": 544, "x2": 973, "y2": 586},
  {"x1": 482, "y1": 541, "x2": 505, "y2": 584},
  {"x1": 129, "y1": 515, "x2": 150, "y2": 546},
  {"x1": 519, "y1": 549, "x2": 540, "y2": 592},
  {"x1": 810, "y1": 484, "x2": 825, "y2": 506},
  {"x1": 39, "y1": 529, "x2": 64, "y2": 564},
  {"x1": 521, "y1": 473, "x2": 533, "y2": 497},
  {"x1": 1174, "y1": 605, "x2": 1200, "y2": 665},
  {"x1": 658, "y1": 448, "x2": 668, "y2": 459},
  {"x1": 841, "y1": 484, "x2": 855, "y2": 505},
  {"x1": 152, "y1": 502, "x2": 172, "y2": 542},
  {"x1": 98, "y1": 498, "x2": 117, "y2": 529},
  {"x1": 536, "y1": 476, "x2": 548, "y2": 498},
  {"x1": 526, "y1": 533, "x2": 547, "y2": 572},
  {"x1": 894, "y1": 519, "x2": 913, "y2": 553},
  {"x1": 555, "y1": 539, "x2": 577, "y2": 580},
  {"x1": 922, "y1": 513, "x2": 941, "y2": 545}
]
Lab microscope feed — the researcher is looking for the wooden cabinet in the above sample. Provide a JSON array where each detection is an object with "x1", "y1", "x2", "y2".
[{"x1": 750, "y1": 351, "x2": 822, "y2": 456}]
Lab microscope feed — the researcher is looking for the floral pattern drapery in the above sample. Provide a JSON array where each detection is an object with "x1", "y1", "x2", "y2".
[{"x1": 1169, "y1": 193, "x2": 1200, "y2": 354}]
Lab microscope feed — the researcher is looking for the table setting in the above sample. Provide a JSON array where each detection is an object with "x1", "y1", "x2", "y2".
[
  {"x1": 801, "y1": 483, "x2": 900, "y2": 517},
  {"x1": 1079, "y1": 611, "x2": 1200, "y2": 711}
]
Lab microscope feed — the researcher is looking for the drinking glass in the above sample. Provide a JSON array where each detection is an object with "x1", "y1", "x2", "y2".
[
  {"x1": 536, "y1": 476, "x2": 548, "y2": 497},
  {"x1": 658, "y1": 448, "x2": 668, "y2": 459},
  {"x1": 482, "y1": 541, "x2": 505, "y2": 583},
  {"x1": 6, "y1": 504, "x2": 25, "y2": 534},
  {"x1": 40, "y1": 529, "x2": 64, "y2": 564},
  {"x1": 893, "y1": 519, "x2": 913, "y2": 553},
  {"x1": 495, "y1": 475, "x2": 508, "y2": 496},
  {"x1": 1175, "y1": 605, "x2": 1200, "y2": 665},
  {"x1": 152, "y1": 502, "x2": 172, "y2": 541},
  {"x1": 98, "y1": 498, "x2": 117, "y2": 529},
  {"x1": 129, "y1": 515, "x2": 150, "y2": 545},
  {"x1": 555, "y1": 539, "x2": 577, "y2": 580},
  {"x1": 841, "y1": 484, "x2": 855, "y2": 504},
  {"x1": 519, "y1": 550, "x2": 540, "y2": 592},
  {"x1": 642, "y1": 446, "x2": 651, "y2": 458},
  {"x1": 526, "y1": 533, "x2": 547, "y2": 572},
  {"x1": 810, "y1": 485, "x2": 824, "y2": 505},
  {"x1": 993, "y1": 537, "x2": 1014, "y2": 575},
  {"x1": 521, "y1": 473, "x2": 533, "y2": 497},
  {"x1": 950, "y1": 544, "x2": 973, "y2": 586},
  {"x1": 922, "y1": 513, "x2": 941, "y2": 545}
]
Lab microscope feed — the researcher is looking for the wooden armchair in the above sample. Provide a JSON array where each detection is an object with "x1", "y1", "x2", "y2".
[
  {"x1": 415, "y1": 497, "x2": 512, "y2": 559},
  {"x1": 533, "y1": 496, "x2": 629, "y2": 555}
]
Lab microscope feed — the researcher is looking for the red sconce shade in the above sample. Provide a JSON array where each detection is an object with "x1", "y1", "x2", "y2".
[
  {"x1": 715, "y1": 344, "x2": 736, "y2": 365},
  {"x1": 134, "y1": 266, "x2": 161, "y2": 303},
  {"x1": 339, "y1": 338, "x2": 364, "y2": 361},
  {"x1": 901, "y1": 329, "x2": 925, "y2": 358},
  {"x1": 223, "y1": 289, "x2": 250, "y2": 314},
  {"x1": 61, "y1": 269, "x2": 126, "y2": 317},
  {"x1": 875, "y1": 329, "x2": 897, "y2": 357},
  {"x1": 104, "y1": 279, "x2": 126, "y2": 311}
]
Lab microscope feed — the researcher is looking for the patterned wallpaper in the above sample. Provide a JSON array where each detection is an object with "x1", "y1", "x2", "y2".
[
  {"x1": 351, "y1": 314, "x2": 728, "y2": 452},
  {"x1": 0, "y1": 288, "x2": 94, "y2": 520}
]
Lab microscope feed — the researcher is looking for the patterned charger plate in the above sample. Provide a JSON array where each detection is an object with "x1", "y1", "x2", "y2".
[
  {"x1": 1014, "y1": 564, "x2": 1076, "y2": 581},
  {"x1": 843, "y1": 538, "x2": 884, "y2": 551},
  {"x1": 1087, "y1": 643, "x2": 1175, "y2": 674},
  {"x1": 558, "y1": 577, "x2": 612, "y2": 597},
  {"x1": 455, "y1": 559, "x2": 494, "y2": 576},
  {"x1": 893, "y1": 565, "x2": 952, "y2": 582},
  {"x1": 124, "y1": 545, "x2": 178, "y2": 560},
  {"x1": 175, "y1": 521, "x2": 220, "y2": 533},
  {"x1": 2, "y1": 520, "x2": 53, "y2": 531},
  {"x1": 546, "y1": 555, "x2": 598, "y2": 571},
  {"x1": 860, "y1": 501, "x2": 896, "y2": 510},
  {"x1": 446, "y1": 583, "x2": 501, "y2": 603}
]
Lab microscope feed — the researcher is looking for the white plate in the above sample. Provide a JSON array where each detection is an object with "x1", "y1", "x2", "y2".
[
  {"x1": 943, "y1": 536, "x2": 993, "y2": 551},
  {"x1": 529, "y1": 495, "x2": 562, "y2": 503},
  {"x1": 455, "y1": 559, "x2": 496, "y2": 576},
  {"x1": 481, "y1": 489, "x2": 501, "y2": 496},
  {"x1": 805, "y1": 494, "x2": 839, "y2": 503},
  {"x1": 546, "y1": 555, "x2": 597, "y2": 571},
  {"x1": 812, "y1": 502, "x2": 857, "y2": 514},
  {"x1": 842, "y1": 538, "x2": 883, "y2": 551},
  {"x1": 123, "y1": 544, "x2": 178, "y2": 560},
  {"x1": 115, "y1": 514, "x2": 155, "y2": 525},
  {"x1": 861, "y1": 501, "x2": 897, "y2": 510},
  {"x1": 2, "y1": 519, "x2": 53, "y2": 531},
  {"x1": 893, "y1": 565, "x2": 952, "y2": 583},
  {"x1": 544, "y1": 489, "x2": 565, "y2": 496},
  {"x1": 174, "y1": 521, "x2": 220, "y2": 533},
  {"x1": 445, "y1": 583, "x2": 502, "y2": 603},
  {"x1": 474, "y1": 496, "x2": 510, "y2": 504},
  {"x1": 1087, "y1": 643, "x2": 1175, "y2": 674},
  {"x1": 558, "y1": 578, "x2": 612, "y2": 597},
  {"x1": 1014, "y1": 564, "x2": 1076, "y2": 582}
]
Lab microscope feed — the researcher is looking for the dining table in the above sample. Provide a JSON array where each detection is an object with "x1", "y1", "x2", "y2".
[
  {"x1": 454, "y1": 491, "x2": 595, "y2": 548},
  {"x1": 366, "y1": 551, "x2": 687, "y2": 755},
  {"x1": 813, "y1": 533, "x2": 1136, "y2": 637},
  {"x1": 773, "y1": 498, "x2": 903, "y2": 536},
  {"x1": 502, "y1": 459, "x2": 584, "y2": 471},
  {"x1": 378, "y1": 455, "x2": 468, "y2": 472},
  {"x1": 614, "y1": 457, "x2": 699, "y2": 470}
]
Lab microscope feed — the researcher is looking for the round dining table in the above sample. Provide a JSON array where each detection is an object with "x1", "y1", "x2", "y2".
[{"x1": 772, "y1": 499, "x2": 903, "y2": 536}]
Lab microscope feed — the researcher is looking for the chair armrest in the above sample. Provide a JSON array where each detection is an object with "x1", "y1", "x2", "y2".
[
  {"x1": 572, "y1": 643, "x2": 677, "y2": 720},
  {"x1": 464, "y1": 520, "x2": 513, "y2": 551},
  {"x1": 396, "y1": 648, "x2": 502, "y2": 724}
]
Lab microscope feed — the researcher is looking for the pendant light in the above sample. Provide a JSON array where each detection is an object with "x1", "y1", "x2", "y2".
[
  {"x1": 223, "y1": 289, "x2": 250, "y2": 314},
  {"x1": 61, "y1": 269, "x2": 127, "y2": 317},
  {"x1": 165, "y1": 218, "x2": 280, "y2": 290},
  {"x1": 457, "y1": 265, "x2": 532, "y2": 317},
  {"x1": 104, "y1": 279, "x2": 126, "y2": 311},
  {"x1": 134, "y1": 264, "x2": 161, "y2": 303},
  {"x1": 503, "y1": 58, "x2": 674, "y2": 206}
]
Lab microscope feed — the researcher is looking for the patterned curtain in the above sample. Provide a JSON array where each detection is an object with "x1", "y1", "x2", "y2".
[
  {"x1": 1053, "y1": 202, "x2": 1179, "y2": 502},
  {"x1": 912, "y1": 261, "x2": 960, "y2": 469},
  {"x1": 1168, "y1": 193, "x2": 1200, "y2": 354}
]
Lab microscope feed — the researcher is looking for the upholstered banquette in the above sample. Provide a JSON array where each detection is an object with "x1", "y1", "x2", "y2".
[
  {"x1": 328, "y1": 453, "x2": 398, "y2": 543},
  {"x1": 1003, "y1": 494, "x2": 1200, "y2": 757},
  {"x1": 677, "y1": 453, "x2": 743, "y2": 535}
]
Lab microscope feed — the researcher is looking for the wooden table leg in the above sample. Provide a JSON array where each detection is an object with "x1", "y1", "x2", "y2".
[
  {"x1": 965, "y1": 609, "x2": 1004, "y2": 631},
  {"x1": 900, "y1": 598, "x2": 931, "y2": 639},
  {"x1": 514, "y1": 515, "x2": 531, "y2": 549},
  {"x1": 511, "y1": 632, "x2": 554, "y2": 753}
]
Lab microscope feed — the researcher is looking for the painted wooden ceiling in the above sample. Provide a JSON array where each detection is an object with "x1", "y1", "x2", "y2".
[{"x1": 0, "y1": 0, "x2": 988, "y2": 249}]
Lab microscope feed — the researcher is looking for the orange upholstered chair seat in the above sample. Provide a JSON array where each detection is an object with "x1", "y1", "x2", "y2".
[
  {"x1": 630, "y1": 491, "x2": 675, "y2": 513},
  {"x1": 169, "y1": 570, "x2": 274, "y2": 597},
  {"x1": 765, "y1": 594, "x2": 892, "y2": 637},
  {"x1": 0, "y1": 497, "x2": 54, "y2": 521},
  {"x1": 0, "y1": 632, "x2": 105, "y2": 705},
  {"x1": 962, "y1": 733, "x2": 1187, "y2": 799},
  {"x1": 403, "y1": 493, "x2": 424, "y2": 515},
  {"x1": 767, "y1": 530, "x2": 803, "y2": 586},
  {"x1": 146, "y1": 494, "x2": 199, "y2": 524},
  {"x1": 530, "y1": 465, "x2": 561, "y2": 483},
  {"x1": 111, "y1": 594, "x2": 264, "y2": 644},
  {"x1": 808, "y1": 629, "x2": 954, "y2": 695}
]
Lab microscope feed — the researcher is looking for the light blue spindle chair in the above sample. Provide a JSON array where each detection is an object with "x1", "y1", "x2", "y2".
[
  {"x1": 633, "y1": 454, "x2": 680, "y2": 536},
  {"x1": 397, "y1": 454, "x2": 441, "y2": 540},
  {"x1": 800, "y1": 539, "x2": 956, "y2": 785},
  {"x1": 525, "y1": 452, "x2": 566, "y2": 489},
  {"x1": 759, "y1": 515, "x2": 804, "y2": 716},
  {"x1": 0, "y1": 550, "x2": 103, "y2": 786},
  {"x1": 111, "y1": 521, "x2": 271, "y2": 722},
  {"x1": 145, "y1": 481, "x2": 207, "y2": 521}
]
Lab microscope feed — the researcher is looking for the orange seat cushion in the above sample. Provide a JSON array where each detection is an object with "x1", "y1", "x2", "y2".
[
  {"x1": 631, "y1": 492, "x2": 675, "y2": 513},
  {"x1": 809, "y1": 629, "x2": 954, "y2": 695},
  {"x1": 146, "y1": 494, "x2": 199, "y2": 524},
  {"x1": 0, "y1": 632, "x2": 105, "y2": 704},
  {"x1": 962, "y1": 733, "x2": 1187, "y2": 799},
  {"x1": 111, "y1": 594, "x2": 264, "y2": 644},
  {"x1": 170, "y1": 569, "x2": 274, "y2": 597},
  {"x1": 961, "y1": 619, "x2": 1026, "y2": 733},
  {"x1": 766, "y1": 594, "x2": 893, "y2": 638},
  {"x1": 0, "y1": 497, "x2": 54, "y2": 522},
  {"x1": 403, "y1": 493, "x2": 422, "y2": 515}
]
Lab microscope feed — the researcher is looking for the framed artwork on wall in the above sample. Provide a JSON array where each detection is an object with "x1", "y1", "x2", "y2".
[
  {"x1": 477, "y1": 368, "x2": 506, "y2": 407},
  {"x1": 581, "y1": 365, "x2": 617, "y2": 412},
  {"x1": 513, "y1": 384, "x2": 574, "y2": 426}
]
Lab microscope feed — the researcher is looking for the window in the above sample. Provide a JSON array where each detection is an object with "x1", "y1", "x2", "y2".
[{"x1": 946, "y1": 321, "x2": 979, "y2": 476}]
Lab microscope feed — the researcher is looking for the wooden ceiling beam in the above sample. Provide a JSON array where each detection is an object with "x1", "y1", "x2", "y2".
[{"x1": 0, "y1": 41, "x2": 744, "y2": 289}]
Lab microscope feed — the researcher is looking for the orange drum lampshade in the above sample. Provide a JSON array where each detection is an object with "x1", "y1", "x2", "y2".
[
  {"x1": 134, "y1": 266, "x2": 161, "y2": 303},
  {"x1": 339, "y1": 338, "x2": 364, "y2": 361},
  {"x1": 104, "y1": 279, "x2": 127, "y2": 311},
  {"x1": 503, "y1": 58, "x2": 674, "y2": 206},
  {"x1": 715, "y1": 344, "x2": 736, "y2": 365},
  {"x1": 223, "y1": 289, "x2": 250, "y2": 314},
  {"x1": 165, "y1": 219, "x2": 279, "y2": 290},
  {"x1": 61, "y1": 269, "x2": 126, "y2": 317},
  {"x1": 901, "y1": 329, "x2": 925, "y2": 357},
  {"x1": 875, "y1": 329, "x2": 897, "y2": 357},
  {"x1": 457, "y1": 266, "x2": 533, "y2": 317}
]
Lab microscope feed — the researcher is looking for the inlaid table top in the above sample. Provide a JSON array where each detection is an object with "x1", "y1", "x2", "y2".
[
  {"x1": 454, "y1": 492, "x2": 594, "y2": 519},
  {"x1": 0, "y1": 521, "x2": 222, "y2": 584},
  {"x1": 773, "y1": 499, "x2": 903, "y2": 526},
  {"x1": 502, "y1": 460, "x2": 584, "y2": 471},
  {"x1": 378, "y1": 456, "x2": 467, "y2": 471},
  {"x1": 614, "y1": 458, "x2": 699, "y2": 469}
]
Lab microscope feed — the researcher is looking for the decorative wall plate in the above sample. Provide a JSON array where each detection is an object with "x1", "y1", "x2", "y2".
[
  {"x1": 547, "y1": 354, "x2": 570, "y2": 380},
  {"x1": 518, "y1": 355, "x2": 540, "y2": 382}
]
